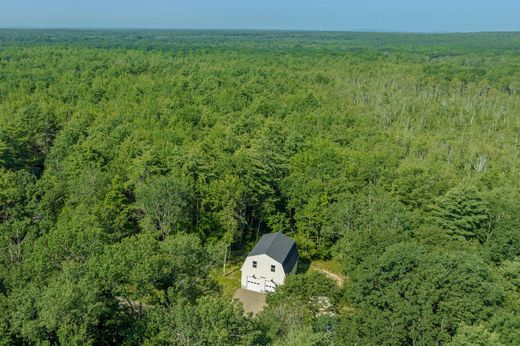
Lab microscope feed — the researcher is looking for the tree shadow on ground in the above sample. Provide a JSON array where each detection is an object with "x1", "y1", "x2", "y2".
[{"x1": 297, "y1": 257, "x2": 311, "y2": 274}]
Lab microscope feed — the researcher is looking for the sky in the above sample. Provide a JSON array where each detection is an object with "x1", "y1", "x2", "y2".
[{"x1": 1, "y1": 0, "x2": 519, "y2": 33}]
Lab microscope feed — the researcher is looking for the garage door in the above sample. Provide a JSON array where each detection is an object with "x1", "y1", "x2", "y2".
[
  {"x1": 265, "y1": 281, "x2": 276, "y2": 292},
  {"x1": 246, "y1": 276, "x2": 264, "y2": 292}
]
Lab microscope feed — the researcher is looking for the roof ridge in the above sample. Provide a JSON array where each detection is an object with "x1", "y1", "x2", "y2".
[{"x1": 265, "y1": 232, "x2": 280, "y2": 251}]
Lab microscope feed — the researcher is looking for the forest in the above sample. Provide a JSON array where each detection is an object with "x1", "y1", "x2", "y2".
[{"x1": 1, "y1": 30, "x2": 520, "y2": 345}]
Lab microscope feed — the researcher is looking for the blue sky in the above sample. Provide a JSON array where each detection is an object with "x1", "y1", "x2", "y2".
[{"x1": 1, "y1": 0, "x2": 519, "y2": 32}]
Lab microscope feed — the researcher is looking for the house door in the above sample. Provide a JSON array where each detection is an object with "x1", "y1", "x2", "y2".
[
  {"x1": 246, "y1": 276, "x2": 264, "y2": 292},
  {"x1": 265, "y1": 281, "x2": 276, "y2": 292}
]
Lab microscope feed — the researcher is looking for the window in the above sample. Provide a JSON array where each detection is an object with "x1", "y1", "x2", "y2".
[
  {"x1": 252, "y1": 261, "x2": 257, "y2": 268},
  {"x1": 271, "y1": 265, "x2": 276, "y2": 272}
]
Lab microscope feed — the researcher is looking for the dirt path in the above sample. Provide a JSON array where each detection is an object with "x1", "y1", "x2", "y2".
[{"x1": 311, "y1": 266, "x2": 345, "y2": 287}]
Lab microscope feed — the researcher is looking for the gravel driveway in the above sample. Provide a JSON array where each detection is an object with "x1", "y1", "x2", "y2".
[{"x1": 233, "y1": 288, "x2": 267, "y2": 316}]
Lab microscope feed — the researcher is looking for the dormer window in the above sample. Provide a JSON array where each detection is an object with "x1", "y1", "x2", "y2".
[
  {"x1": 271, "y1": 265, "x2": 275, "y2": 272},
  {"x1": 252, "y1": 261, "x2": 257, "y2": 268}
]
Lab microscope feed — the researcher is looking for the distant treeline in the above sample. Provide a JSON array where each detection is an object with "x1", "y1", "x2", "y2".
[{"x1": 1, "y1": 29, "x2": 520, "y2": 53}]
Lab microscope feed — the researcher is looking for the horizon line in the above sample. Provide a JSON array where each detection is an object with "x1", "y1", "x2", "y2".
[{"x1": 1, "y1": 26, "x2": 519, "y2": 35}]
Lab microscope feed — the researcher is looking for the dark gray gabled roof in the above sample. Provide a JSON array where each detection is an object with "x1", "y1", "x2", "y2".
[{"x1": 248, "y1": 232, "x2": 299, "y2": 273}]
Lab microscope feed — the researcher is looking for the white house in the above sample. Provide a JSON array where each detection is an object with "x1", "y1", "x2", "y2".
[{"x1": 241, "y1": 232, "x2": 299, "y2": 293}]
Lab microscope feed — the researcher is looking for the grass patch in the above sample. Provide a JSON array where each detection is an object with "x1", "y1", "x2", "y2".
[
  {"x1": 309, "y1": 260, "x2": 346, "y2": 287},
  {"x1": 310, "y1": 260, "x2": 343, "y2": 275},
  {"x1": 211, "y1": 262, "x2": 242, "y2": 297}
]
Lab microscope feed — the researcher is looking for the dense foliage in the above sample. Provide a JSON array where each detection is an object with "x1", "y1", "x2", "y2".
[{"x1": 1, "y1": 30, "x2": 520, "y2": 345}]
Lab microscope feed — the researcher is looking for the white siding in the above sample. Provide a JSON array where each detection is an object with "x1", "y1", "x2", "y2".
[{"x1": 241, "y1": 254, "x2": 287, "y2": 290}]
